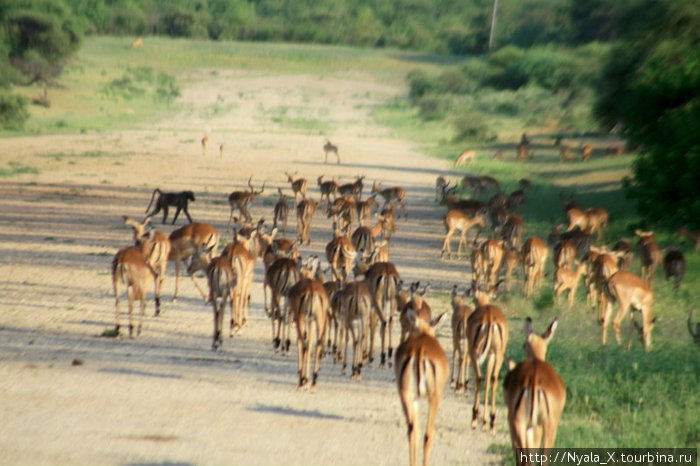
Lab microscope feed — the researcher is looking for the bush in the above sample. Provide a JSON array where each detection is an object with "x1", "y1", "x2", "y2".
[
  {"x1": 0, "y1": 92, "x2": 29, "y2": 129},
  {"x1": 452, "y1": 111, "x2": 495, "y2": 142}
]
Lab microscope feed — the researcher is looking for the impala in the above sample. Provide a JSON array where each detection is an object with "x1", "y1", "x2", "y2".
[
  {"x1": 467, "y1": 287, "x2": 509, "y2": 433},
  {"x1": 323, "y1": 139, "x2": 340, "y2": 164},
  {"x1": 338, "y1": 280, "x2": 371, "y2": 380},
  {"x1": 123, "y1": 216, "x2": 171, "y2": 316},
  {"x1": 553, "y1": 240, "x2": 576, "y2": 270},
  {"x1": 522, "y1": 237, "x2": 548, "y2": 298},
  {"x1": 502, "y1": 213, "x2": 524, "y2": 250},
  {"x1": 317, "y1": 175, "x2": 338, "y2": 207},
  {"x1": 502, "y1": 247, "x2": 520, "y2": 293},
  {"x1": 221, "y1": 231, "x2": 257, "y2": 332},
  {"x1": 326, "y1": 197, "x2": 356, "y2": 234},
  {"x1": 553, "y1": 262, "x2": 586, "y2": 309},
  {"x1": 273, "y1": 188, "x2": 290, "y2": 236},
  {"x1": 112, "y1": 246, "x2": 156, "y2": 337},
  {"x1": 227, "y1": 176, "x2": 265, "y2": 228},
  {"x1": 440, "y1": 209, "x2": 487, "y2": 260},
  {"x1": 337, "y1": 175, "x2": 364, "y2": 201},
  {"x1": 285, "y1": 171, "x2": 308, "y2": 203},
  {"x1": 350, "y1": 220, "x2": 383, "y2": 261},
  {"x1": 635, "y1": 229, "x2": 661, "y2": 286},
  {"x1": 264, "y1": 256, "x2": 301, "y2": 352},
  {"x1": 370, "y1": 181, "x2": 407, "y2": 219},
  {"x1": 296, "y1": 198, "x2": 320, "y2": 245},
  {"x1": 450, "y1": 285, "x2": 473, "y2": 391},
  {"x1": 168, "y1": 222, "x2": 220, "y2": 301},
  {"x1": 504, "y1": 318, "x2": 566, "y2": 463},
  {"x1": 362, "y1": 261, "x2": 401, "y2": 367},
  {"x1": 602, "y1": 271, "x2": 655, "y2": 351},
  {"x1": 454, "y1": 149, "x2": 476, "y2": 167},
  {"x1": 356, "y1": 197, "x2": 378, "y2": 226},
  {"x1": 399, "y1": 282, "x2": 432, "y2": 345},
  {"x1": 395, "y1": 308, "x2": 448, "y2": 466},
  {"x1": 481, "y1": 239, "x2": 505, "y2": 292},
  {"x1": 325, "y1": 228, "x2": 358, "y2": 284},
  {"x1": 288, "y1": 256, "x2": 328, "y2": 391}
]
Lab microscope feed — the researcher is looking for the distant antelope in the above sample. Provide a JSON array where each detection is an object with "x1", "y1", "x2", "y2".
[
  {"x1": 227, "y1": 176, "x2": 265, "y2": 227},
  {"x1": 131, "y1": 37, "x2": 143, "y2": 48},
  {"x1": 559, "y1": 146, "x2": 575, "y2": 162},
  {"x1": 317, "y1": 175, "x2": 338, "y2": 207},
  {"x1": 112, "y1": 246, "x2": 156, "y2": 337},
  {"x1": 201, "y1": 133, "x2": 209, "y2": 156},
  {"x1": 395, "y1": 308, "x2": 448, "y2": 466},
  {"x1": 286, "y1": 172, "x2": 308, "y2": 203},
  {"x1": 454, "y1": 149, "x2": 476, "y2": 167},
  {"x1": 219, "y1": 143, "x2": 225, "y2": 158},
  {"x1": 323, "y1": 139, "x2": 340, "y2": 164},
  {"x1": 582, "y1": 144, "x2": 592, "y2": 161}
]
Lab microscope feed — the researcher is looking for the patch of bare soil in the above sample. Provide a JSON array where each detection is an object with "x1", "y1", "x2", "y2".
[{"x1": 0, "y1": 72, "x2": 508, "y2": 464}]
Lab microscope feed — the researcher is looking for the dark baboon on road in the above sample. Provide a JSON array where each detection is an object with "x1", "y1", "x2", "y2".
[{"x1": 145, "y1": 188, "x2": 195, "y2": 224}]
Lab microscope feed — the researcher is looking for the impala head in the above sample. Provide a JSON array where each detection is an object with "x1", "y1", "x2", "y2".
[
  {"x1": 523, "y1": 317, "x2": 558, "y2": 361},
  {"x1": 634, "y1": 229, "x2": 654, "y2": 239},
  {"x1": 404, "y1": 308, "x2": 446, "y2": 337},
  {"x1": 187, "y1": 243, "x2": 216, "y2": 275}
]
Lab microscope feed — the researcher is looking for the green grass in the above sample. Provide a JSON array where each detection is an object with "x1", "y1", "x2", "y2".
[{"x1": 0, "y1": 162, "x2": 39, "y2": 177}]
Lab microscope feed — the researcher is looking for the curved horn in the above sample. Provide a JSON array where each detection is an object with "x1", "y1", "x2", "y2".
[{"x1": 247, "y1": 175, "x2": 254, "y2": 192}]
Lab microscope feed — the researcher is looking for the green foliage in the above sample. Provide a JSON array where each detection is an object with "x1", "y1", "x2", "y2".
[
  {"x1": 0, "y1": 91, "x2": 29, "y2": 129},
  {"x1": 102, "y1": 66, "x2": 180, "y2": 103}
]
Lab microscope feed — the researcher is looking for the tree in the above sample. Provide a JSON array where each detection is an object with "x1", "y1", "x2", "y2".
[{"x1": 595, "y1": 0, "x2": 700, "y2": 226}]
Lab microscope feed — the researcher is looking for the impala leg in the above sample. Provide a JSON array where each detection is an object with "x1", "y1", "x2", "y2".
[
  {"x1": 399, "y1": 390, "x2": 418, "y2": 466},
  {"x1": 311, "y1": 322, "x2": 324, "y2": 392},
  {"x1": 173, "y1": 261, "x2": 181, "y2": 302},
  {"x1": 127, "y1": 288, "x2": 135, "y2": 338},
  {"x1": 612, "y1": 302, "x2": 627, "y2": 347},
  {"x1": 471, "y1": 355, "x2": 482, "y2": 429},
  {"x1": 113, "y1": 278, "x2": 121, "y2": 335},
  {"x1": 483, "y1": 355, "x2": 495, "y2": 429},
  {"x1": 424, "y1": 391, "x2": 442, "y2": 466}
]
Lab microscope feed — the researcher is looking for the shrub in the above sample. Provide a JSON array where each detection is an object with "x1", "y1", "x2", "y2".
[{"x1": 0, "y1": 92, "x2": 29, "y2": 129}]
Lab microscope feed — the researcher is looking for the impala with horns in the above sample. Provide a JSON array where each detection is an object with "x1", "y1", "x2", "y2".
[
  {"x1": 317, "y1": 175, "x2": 338, "y2": 207},
  {"x1": 395, "y1": 308, "x2": 448, "y2": 466},
  {"x1": 227, "y1": 176, "x2": 265, "y2": 228},
  {"x1": 337, "y1": 175, "x2": 364, "y2": 201},
  {"x1": 504, "y1": 318, "x2": 566, "y2": 464}
]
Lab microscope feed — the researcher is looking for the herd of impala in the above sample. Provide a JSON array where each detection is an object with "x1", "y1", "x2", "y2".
[{"x1": 109, "y1": 145, "x2": 693, "y2": 465}]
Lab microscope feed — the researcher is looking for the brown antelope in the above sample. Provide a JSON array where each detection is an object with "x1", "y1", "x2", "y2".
[
  {"x1": 517, "y1": 143, "x2": 529, "y2": 162},
  {"x1": 440, "y1": 210, "x2": 487, "y2": 260},
  {"x1": 378, "y1": 204, "x2": 397, "y2": 244},
  {"x1": 586, "y1": 207, "x2": 609, "y2": 240},
  {"x1": 502, "y1": 214, "x2": 524, "y2": 250},
  {"x1": 221, "y1": 231, "x2": 257, "y2": 332},
  {"x1": 112, "y1": 246, "x2": 156, "y2": 337},
  {"x1": 450, "y1": 285, "x2": 473, "y2": 391},
  {"x1": 219, "y1": 142, "x2": 225, "y2": 158},
  {"x1": 188, "y1": 246, "x2": 236, "y2": 350},
  {"x1": 131, "y1": 37, "x2": 143, "y2": 48},
  {"x1": 362, "y1": 261, "x2": 401, "y2": 367},
  {"x1": 273, "y1": 188, "x2": 290, "y2": 236},
  {"x1": 467, "y1": 287, "x2": 509, "y2": 433},
  {"x1": 325, "y1": 228, "x2": 358, "y2": 284},
  {"x1": 399, "y1": 282, "x2": 432, "y2": 345},
  {"x1": 481, "y1": 239, "x2": 505, "y2": 292},
  {"x1": 317, "y1": 175, "x2": 338, "y2": 207},
  {"x1": 676, "y1": 225, "x2": 700, "y2": 251},
  {"x1": 326, "y1": 197, "x2": 356, "y2": 234},
  {"x1": 201, "y1": 132, "x2": 209, "y2": 156},
  {"x1": 285, "y1": 171, "x2": 308, "y2": 203},
  {"x1": 553, "y1": 240, "x2": 576, "y2": 270},
  {"x1": 338, "y1": 280, "x2": 371, "y2": 380},
  {"x1": 554, "y1": 262, "x2": 586, "y2": 309},
  {"x1": 169, "y1": 222, "x2": 220, "y2": 301},
  {"x1": 123, "y1": 216, "x2": 171, "y2": 316},
  {"x1": 602, "y1": 271, "x2": 655, "y2": 351},
  {"x1": 613, "y1": 238, "x2": 634, "y2": 270},
  {"x1": 323, "y1": 139, "x2": 340, "y2": 164},
  {"x1": 227, "y1": 176, "x2": 265, "y2": 227},
  {"x1": 371, "y1": 181, "x2": 407, "y2": 219},
  {"x1": 356, "y1": 197, "x2": 378, "y2": 226},
  {"x1": 590, "y1": 247, "x2": 621, "y2": 319},
  {"x1": 350, "y1": 221, "x2": 383, "y2": 260},
  {"x1": 559, "y1": 146, "x2": 575, "y2": 162},
  {"x1": 581, "y1": 248, "x2": 601, "y2": 311},
  {"x1": 635, "y1": 229, "x2": 661, "y2": 286},
  {"x1": 288, "y1": 256, "x2": 328, "y2": 391},
  {"x1": 296, "y1": 199, "x2": 320, "y2": 245},
  {"x1": 522, "y1": 237, "x2": 548, "y2": 298},
  {"x1": 443, "y1": 194, "x2": 488, "y2": 219},
  {"x1": 563, "y1": 202, "x2": 608, "y2": 240},
  {"x1": 368, "y1": 239, "x2": 390, "y2": 265},
  {"x1": 582, "y1": 143, "x2": 592, "y2": 161},
  {"x1": 338, "y1": 175, "x2": 364, "y2": 201},
  {"x1": 504, "y1": 318, "x2": 566, "y2": 462},
  {"x1": 454, "y1": 149, "x2": 476, "y2": 167},
  {"x1": 264, "y1": 256, "x2": 301, "y2": 352},
  {"x1": 395, "y1": 308, "x2": 448, "y2": 466},
  {"x1": 471, "y1": 240, "x2": 486, "y2": 290}
]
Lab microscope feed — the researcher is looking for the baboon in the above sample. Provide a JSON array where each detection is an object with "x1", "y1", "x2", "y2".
[{"x1": 145, "y1": 189, "x2": 195, "y2": 225}]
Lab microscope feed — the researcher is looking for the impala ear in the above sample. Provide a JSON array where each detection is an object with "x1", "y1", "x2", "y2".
[
  {"x1": 506, "y1": 358, "x2": 517, "y2": 371},
  {"x1": 430, "y1": 312, "x2": 447, "y2": 329},
  {"x1": 543, "y1": 319, "x2": 558, "y2": 341},
  {"x1": 523, "y1": 317, "x2": 534, "y2": 337}
]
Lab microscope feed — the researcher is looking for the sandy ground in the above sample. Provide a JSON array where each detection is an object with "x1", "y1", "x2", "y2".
[{"x1": 0, "y1": 70, "x2": 509, "y2": 465}]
